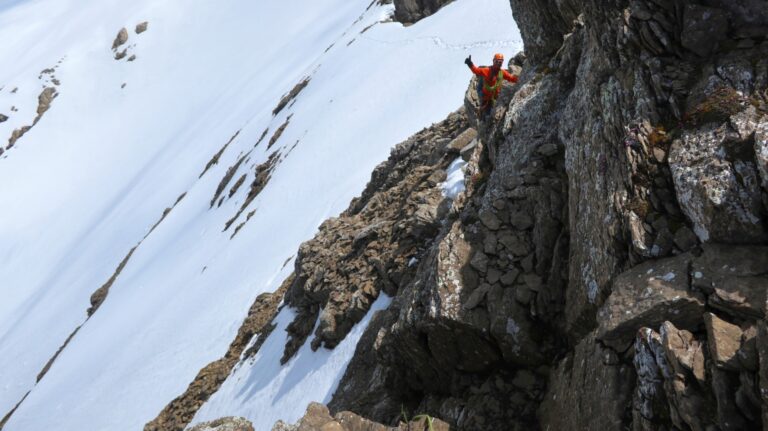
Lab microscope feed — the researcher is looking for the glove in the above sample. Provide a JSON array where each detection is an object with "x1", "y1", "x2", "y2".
[{"x1": 464, "y1": 55, "x2": 473, "y2": 67}]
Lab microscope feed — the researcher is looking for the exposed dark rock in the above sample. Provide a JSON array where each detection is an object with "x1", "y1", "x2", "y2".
[
  {"x1": 281, "y1": 110, "x2": 468, "y2": 361},
  {"x1": 178, "y1": 0, "x2": 768, "y2": 429},
  {"x1": 224, "y1": 152, "x2": 281, "y2": 232},
  {"x1": 680, "y1": 5, "x2": 729, "y2": 57},
  {"x1": 596, "y1": 254, "x2": 705, "y2": 351},
  {"x1": 392, "y1": 0, "x2": 453, "y2": 24},
  {"x1": 268, "y1": 115, "x2": 292, "y2": 149},
  {"x1": 136, "y1": 21, "x2": 149, "y2": 34},
  {"x1": 669, "y1": 116, "x2": 767, "y2": 243},
  {"x1": 273, "y1": 78, "x2": 310, "y2": 116},
  {"x1": 539, "y1": 332, "x2": 634, "y2": 431},
  {"x1": 692, "y1": 243, "x2": 768, "y2": 320},
  {"x1": 199, "y1": 130, "x2": 241, "y2": 178}
]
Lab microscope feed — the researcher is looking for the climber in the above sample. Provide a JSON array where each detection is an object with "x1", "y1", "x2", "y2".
[{"x1": 464, "y1": 53, "x2": 518, "y2": 119}]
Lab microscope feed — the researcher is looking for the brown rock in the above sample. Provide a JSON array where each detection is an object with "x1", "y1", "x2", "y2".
[
  {"x1": 704, "y1": 312, "x2": 743, "y2": 371},
  {"x1": 136, "y1": 21, "x2": 149, "y2": 34},
  {"x1": 112, "y1": 27, "x2": 129, "y2": 50},
  {"x1": 692, "y1": 244, "x2": 768, "y2": 320},
  {"x1": 597, "y1": 254, "x2": 705, "y2": 350},
  {"x1": 660, "y1": 321, "x2": 706, "y2": 385},
  {"x1": 189, "y1": 417, "x2": 254, "y2": 431},
  {"x1": 296, "y1": 403, "x2": 334, "y2": 431},
  {"x1": 446, "y1": 127, "x2": 477, "y2": 154}
]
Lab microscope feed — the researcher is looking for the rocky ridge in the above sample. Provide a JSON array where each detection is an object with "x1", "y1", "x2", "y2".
[{"x1": 183, "y1": 0, "x2": 768, "y2": 430}]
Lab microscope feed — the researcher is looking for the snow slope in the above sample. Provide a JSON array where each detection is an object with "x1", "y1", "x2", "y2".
[{"x1": 0, "y1": 0, "x2": 520, "y2": 429}]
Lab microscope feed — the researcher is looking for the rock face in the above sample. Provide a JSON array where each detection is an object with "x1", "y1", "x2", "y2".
[
  {"x1": 324, "y1": 0, "x2": 766, "y2": 428},
  {"x1": 281, "y1": 111, "x2": 469, "y2": 361},
  {"x1": 392, "y1": 0, "x2": 454, "y2": 24},
  {"x1": 196, "y1": 0, "x2": 768, "y2": 430},
  {"x1": 539, "y1": 332, "x2": 634, "y2": 431}
]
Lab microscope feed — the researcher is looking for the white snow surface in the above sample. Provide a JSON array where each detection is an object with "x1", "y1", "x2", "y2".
[
  {"x1": 0, "y1": 0, "x2": 520, "y2": 429},
  {"x1": 193, "y1": 294, "x2": 391, "y2": 430},
  {"x1": 441, "y1": 156, "x2": 468, "y2": 199}
]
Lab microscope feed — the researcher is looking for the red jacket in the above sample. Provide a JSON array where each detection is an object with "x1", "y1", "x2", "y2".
[{"x1": 470, "y1": 65, "x2": 518, "y2": 100}]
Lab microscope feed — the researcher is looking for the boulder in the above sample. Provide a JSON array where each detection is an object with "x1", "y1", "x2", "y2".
[
  {"x1": 446, "y1": 127, "x2": 477, "y2": 154},
  {"x1": 669, "y1": 118, "x2": 767, "y2": 244},
  {"x1": 692, "y1": 243, "x2": 768, "y2": 320},
  {"x1": 270, "y1": 402, "x2": 450, "y2": 431},
  {"x1": 112, "y1": 27, "x2": 128, "y2": 50},
  {"x1": 704, "y1": 312, "x2": 744, "y2": 371},
  {"x1": 135, "y1": 21, "x2": 149, "y2": 34},
  {"x1": 597, "y1": 254, "x2": 705, "y2": 350},
  {"x1": 660, "y1": 321, "x2": 706, "y2": 385},
  {"x1": 393, "y1": 0, "x2": 453, "y2": 24}
]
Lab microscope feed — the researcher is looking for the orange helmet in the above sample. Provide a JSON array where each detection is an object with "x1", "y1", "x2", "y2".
[{"x1": 493, "y1": 53, "x2": 504, "y2": 62}]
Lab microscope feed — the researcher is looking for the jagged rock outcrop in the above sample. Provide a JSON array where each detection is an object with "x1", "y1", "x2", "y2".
[
  {"x1": 392, "y1": 0, "x2": 454, "y2": 24},
  {"x1": 201, "y1": 0, "x2": 768, "y2": 430},
  {"x1": 326, "y1": 0, "x2": 767, "y2": 429},
  {"x1": 272, "y1": 403, "x2": 449, "y2": 431},
  {"x1": 188, "y1": 417, "x2": 254, "y2": 431},
  {"x1": 280, "y1": 110, "x2": 469, "y2": 362}
]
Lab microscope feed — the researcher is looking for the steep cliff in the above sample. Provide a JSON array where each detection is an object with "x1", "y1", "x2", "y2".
[{"x1": 259, "y1": 0, "x2": 768, "y2": 430}]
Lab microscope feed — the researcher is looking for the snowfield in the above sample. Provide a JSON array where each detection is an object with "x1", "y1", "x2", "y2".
[{"x1": 0, "y1": 0, "x2": 520, "y2": 429}]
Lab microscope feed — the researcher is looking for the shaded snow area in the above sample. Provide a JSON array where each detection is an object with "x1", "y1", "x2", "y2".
[
  {"x1": 193, "y1": 295, "x2": 392, "y2": 430},
  {"x1": 441, "y1": 157, "x2": 468, "y2": 199},
  {"x1": 0, "y1": 0, "x2": 520, "y2": 429}
]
